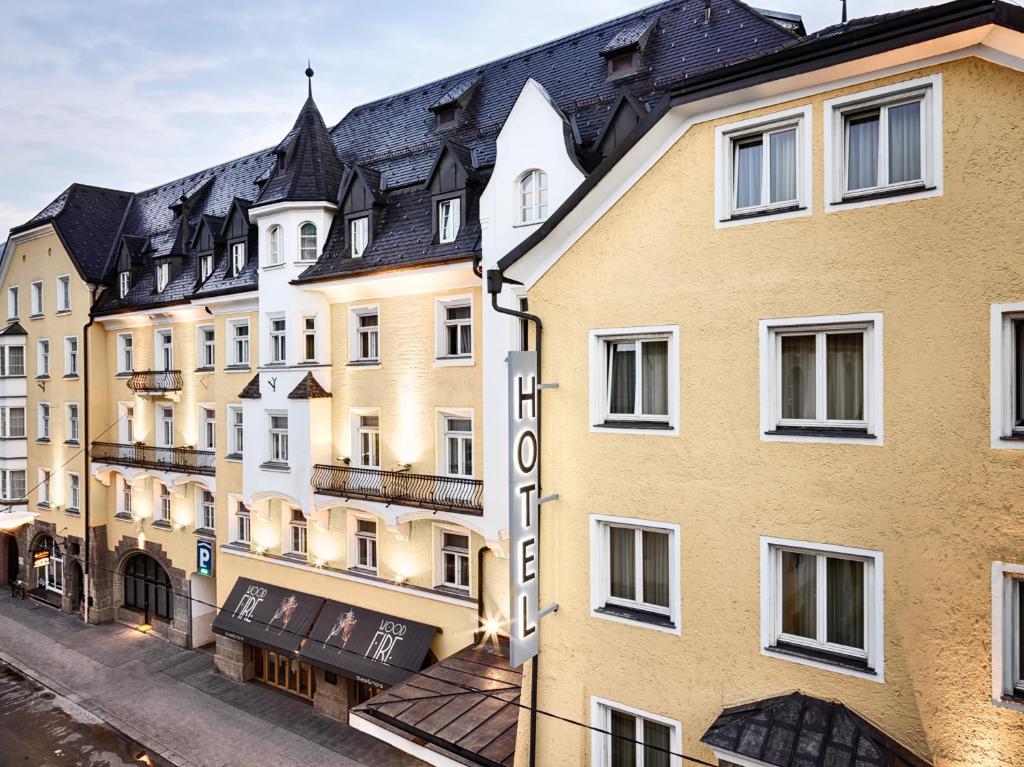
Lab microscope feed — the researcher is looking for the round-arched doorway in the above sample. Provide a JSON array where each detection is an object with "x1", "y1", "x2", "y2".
[
  {"x1": 0, "y1": 533, "x2": 18, "y2": 585},
  {"x1": 122, "y1": 553, "x2": 173, "y2": 624}
]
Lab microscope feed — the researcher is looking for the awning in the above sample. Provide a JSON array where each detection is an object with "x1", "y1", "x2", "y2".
[
  {"x1": 299, "y1": 599, "x2": 438, "y2": 689},
  {"x1": 212, "y1": 577, "x2": 324, "y2": 655}
]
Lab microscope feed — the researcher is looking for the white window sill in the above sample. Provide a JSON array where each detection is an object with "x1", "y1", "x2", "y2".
[
  {"x1": 590, "y1": 422, "x2": 678, "y2": 437},
  {"x1": 347, "y1": 360, "x2": 381, "y2": 370},
  {"x1": 992, "y1": 695, "x2": 1024, "y2": 713},
  {"x1": 262, "y1": 263, "x2": 286, "y2": 271},
  {"x1": 434, "y1": 356, "x2": 475, "y2": 368},
  {"x1": 717, "y1": 204, "x2": 810, "y2": 229},
  {"x1": 591, "y1": 606, "x2": 679, "y2": 636},
  {"x1": 761, "y1": 428, "x2": 882, "y2": 446},
  {"x1": 826, "y1": 183, "x2": 941, "y2": 213},
  {"x1": 762, "y1": 645, "x2": 882, "y2": 683}
]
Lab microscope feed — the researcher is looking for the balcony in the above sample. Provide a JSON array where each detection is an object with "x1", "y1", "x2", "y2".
[
  {"x1": 312, "y1": 464, "x2": 483, "y2": 515},
  {"x1": 91, "y1": 442, "x2": 215, "y2": 476},
  {"x1": 127, "y1": 370, "x2": 183, "y2": 395}
]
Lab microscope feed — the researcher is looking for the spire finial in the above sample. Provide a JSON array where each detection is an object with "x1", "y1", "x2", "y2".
[
  {"x1": 305, "y1": 59, "x2": 314, "y2": 97},
  {"x1": 841, "y1": 0, "x2": 848, "y2": 24}
]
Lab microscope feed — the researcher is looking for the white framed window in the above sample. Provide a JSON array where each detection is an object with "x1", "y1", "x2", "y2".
[
  {"x1": 759, "y1": 313, "x2": 883, "y2": 444},
  {"x1": 436, "y1": 297, "x2": 473, "y2": 362},
  {"x1": 228, "y1": 319, "x2": 249, "y2": 366},
  {"x1": 233, "y1": 500, "x2": 251, "y2": 545},
  {"x1": 199, "y1": 406, "x2": 215, "y2": 450},
  {"x1": 268, "y1": 225, "x2": 283, "y2": 266},
  {"x1": 56, "y1": 275, "x2": 71, "y2": 312},
  {"x1": 198, "y1": 326, "x2": 215, "y2": 369},
  {"x1": 116, "y1": 333, "x2": 133, "y2": 374},
  {"x1": 119, "y1": 402, "x2": 134, "y2": 444},
  {"x1": 302, "y1": 316, "x2": 317, "y2": 362},
  {"x1": 288, "y1": 508, "x2": 307, "y2": 555},
  {"x1": 589, "y1": 325, "x2": 679, "y2": 436},
  {"x1": 715, "y1": 106, "x2": 811, "y2": 227},
  {"x1": 438, "y1": 198, "x2": 460, "y2": 243},
  {"x1": 156, "y1": 405, "x2": 174, "y2": 448},
  {"x1": 155, "y1": 262, "x2": 170, "y2": 293},
  {"x1": 64, "y1": 337, "x2": 78, "y2": 376},
  {"x1": 517, "y1": 169, "x2": 548, "y2": 225},
  {"x1": 992, "y1": 562, "x2": 1024, "y2": 710},
  {"x1": 591, "y1": 697, "x2": 682, "y2": 767},
  {"x1": 825, "y1": 74, "x2": 942, "y2": 211},
  {"x1": 227, "y1": 405, "x2": 244, "y2": 457},
  {"x1": 590, "y1": 514, "x2": 679, "y2": 634},
  {"x1": 0, "y1": 406, "x2": 25, "y2": 438},
  {"x1": 7, "y1": 286, "x2": 18, "y2": 320},
  {"x1": 199, "y1": 253, "x2": 214, "y2": 282},
  {"x1": 65, "y1": 404, "x2": 79, "y2": 444},
  {"x1": 350, "y1": 217, "x2": 368, "y2": 258},
  {"x1": 268, "y1": 316, "x2": 287, "y2": 364},
  {"x1": 299, "y1": 222, "x2": 318, "y2": 261},
  {"x1": 0, "y1": 345, "x2": 25, "y2": 377},
  {"x1": 116, "y1": 475, "x2": 132, "y2": 519},
  {"x1": 31, "y1": 281, "x2": 43, "y2": 315},
  {"x1": 356, "y1": 412, "x2": 379, "y2": 468},
  {"x1": 349, "y1": 515, "x2": 378, "y2": 572},
  {"x1": 268, "y1": 411, "x2": 288, "y2": 463},
  {"x1": 0, "y1": 469, "x2": 25, "y2": 501},
  {"x1": 38, "y1": 469, "x2": 51, "y2": 506},
  {"x1": 443, "y1": 414, "x2": 473, "y2": 477},
  {"x1": 156, "y1": 329, "x2": 173, "y2": 371},
  {"x1": 990, "y1": 303, "x2": 1024, "y2": 449},
  {"x1": 197, "y1": 489, "x2": 215, "y2": 531},
  {"x1": 37, "y1": 339, "x2": 49, "y2": 378},
  {"x1": 118, "y1": 271, "x2": 130, "y2": 299},
  {"x1": 231, "y1": 242, "x2": 246, "y2": 275},
  {"x1": 350, "y1": 307, "x2": 379, "y2": 363},
  {"x1": 155, "y1": 483, "x2": 170, "y2": 523},
  {"x1": 37, "y1": 403, "x2": 50, "y2": 441},
  {"x1": 760, "y1": 536, "x2": 884, "y2": 681},
  {"x1": 436, "y1": 526, "x2": 470, "y2": 591},
  {"x1": 66, "y1": 473, "x2": 80, "y2": 512}
]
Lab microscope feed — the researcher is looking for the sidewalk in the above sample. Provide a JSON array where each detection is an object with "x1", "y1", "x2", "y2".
[{"x1": 0, "y1": 593, "x2": 424, "y2": 767}]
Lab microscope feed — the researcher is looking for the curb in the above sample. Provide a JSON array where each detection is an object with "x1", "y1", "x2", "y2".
[{"x1": 0, "y1": 647, "x2": 196, "y2": 767}]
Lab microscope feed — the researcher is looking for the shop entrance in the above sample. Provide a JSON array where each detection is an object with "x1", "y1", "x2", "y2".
[
  {"x1": 1, "y1": 534, "x2": 17, "y2": 585},
  {"x1": 250, "y1": 646, "x2": 315, "y2": 701}
]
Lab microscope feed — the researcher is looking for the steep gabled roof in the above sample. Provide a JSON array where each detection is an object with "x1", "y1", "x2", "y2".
[
  {"x1": 0, "y1": 322, "x2": 27, "y2": 337},
  {"x1": 423, "y1": 141, "x2": 482, "y2": 189},
  {"x1": 288, "y1": 372, "x2": 331, "y2": 399},
  {"x1": 238, "y1": 375, "x2": 261, "y2": 399},
  {"x1": 338, "y1": 165, "x2": 387, "y2": 208}
]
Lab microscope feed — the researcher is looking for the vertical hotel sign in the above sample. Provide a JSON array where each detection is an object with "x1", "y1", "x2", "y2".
[{"x1": 508, "y1": 350, "x2": 539, "y2": 668}]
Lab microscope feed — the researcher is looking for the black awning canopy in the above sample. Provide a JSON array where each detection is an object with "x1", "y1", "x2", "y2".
[
  {"x1": 212, "y1": 577, "x2": 324, "y2": 655},
  {"x1": 299, "y1": 599, "x2": 438, "y2": 689}
]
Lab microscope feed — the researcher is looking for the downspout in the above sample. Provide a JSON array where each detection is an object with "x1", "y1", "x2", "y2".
[
  {"x1": 486, "y1": 269, "x2": 543, "y2": 767},
  {"x1": 82, "y1": 285, "x2": 98, "y2": 624}
]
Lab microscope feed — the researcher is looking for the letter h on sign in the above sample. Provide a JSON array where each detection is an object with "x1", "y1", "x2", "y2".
[{"x1": 508, "y1": 350, "x2": 540, "y2": 668}]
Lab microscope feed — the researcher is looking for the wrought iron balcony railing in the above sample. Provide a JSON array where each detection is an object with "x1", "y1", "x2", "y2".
[
  {"x1": 311, "y1": 464, "x2": 483, "y2": 515},
  {"x1": 91, "y1": 442, "x2": 215, "y2": 476},
  {"x1": 127, "y1": 370, "x2": 183, "y2": 393}
]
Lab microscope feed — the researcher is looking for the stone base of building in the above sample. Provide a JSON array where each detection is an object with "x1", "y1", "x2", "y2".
[
  {"x1": 214, "y1": 636, "x2": 252, "y2": 681},
  {"x1": 313, "y1": 669, "x2": 350, "y2": 722}
]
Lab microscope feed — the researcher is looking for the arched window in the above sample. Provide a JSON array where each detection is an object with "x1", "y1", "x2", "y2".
[
  {"x1": 36, "y1": 536, "x2": 62, "y2": 594},
  {"x1": 518, "y1": 170, "x2": 549, "y2": 225},
  {"x1": 268, "y1": 225, "x2": 282, "y2": 266},
  {"x1": 123, "y1": 553, "x2": 173, "y2": 621},
  {"x1": 299, "y1": 223, "x2": 318, "y2": 261}
]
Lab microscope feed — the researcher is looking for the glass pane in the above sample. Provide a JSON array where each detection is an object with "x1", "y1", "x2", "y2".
[
  {"x1": 610, "y1": 710, "x2": 636, "y2": 767},
  {"x1": 735, "y1": 138, "x2": 763, "y2": 208},
  {"x1": 888, "y1": 101, "x2": 921, "y2": 184},
  {"x1": 826, "y1": 333, "x2": 864, "y2": 421},
  {"x1": 463, "y1": 438, "x2": 473, "y2": 475},
  {"x1": 609, "y1": 527, "x2": 636, "y2": 601},
  {"x1": 446, "y1": 306, "x2": 471, "y2": 321},
  {"x1": 445, "y1": 553, "x2": 456, "y2": 585},
  {"x1": 781, "y1": 335, "x2": 815, "y2": 420},
  {"x1": 641, "y1": 341, "x2": 668, "y2": 417},
  {"x1": 769, "y1": 129, "x2": 797, "y2": 203},
  {"x1": 459, "y1": 324, "x2": 471, "y2": 355},
  {"x1": 448, "y1": 437, "x2": 459, "y2": 474},
  {"x1": 1017, "y1": 583, "x2": 1024, "y2": 687},
  {"x1": 826, "y1": 557, "x2": 864, "y2": 649},
  {"x1": 643, "y1": 720, "x2": 671, "y2": 767},
  {"x1": 609, "y1": 343, "x2": 637, "y2": 415},
  {"x1": 781, "y1": 551, "x2": 816, "y2": 639},
  {"x1": 1015, "y1": 321, "x2": 1024, "y2": 426},
  {"x1": 847, "y1": 112, "x2": 880, "y2": 191},
  {"x1": 642, "y1": 531, "x2": 670, "y2": 609}
]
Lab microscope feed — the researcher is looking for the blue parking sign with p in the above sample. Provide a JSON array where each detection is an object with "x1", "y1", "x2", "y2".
[{"x1": 197, "y1": 540, "x2": 213, "y2": 577}]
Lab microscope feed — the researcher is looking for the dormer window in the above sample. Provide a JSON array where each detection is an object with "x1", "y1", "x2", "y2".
[
  {"x1": 268, "y1": 226, "x2": 282, "y2": 266},
  {"x1": 436, "y1": 105, "x2": 458, "y2": 128},
  {"x1": 231, "y1": 242, "x2": 246, "y2": 275},
  {"x1": 299, "y1": 223, "x2": 318, "y2": 261},
  {"x1": 439, "y1": 198, "x2": 461, "y2": 244},
  {"x1": 607, "y1": 51, "x2": 638, "y2": 77},
  {"x1": 199, "y1": 254, "x2": 214, "y2": 282},
  {"x1": 155, "y1": 262, "x2": 170, "y2": 293},
  {"x1": 518, "y1": 170, "x2": 549, "y2": 225},
  {"x1": 119, "y1": 271, "x2": 130, "y2": 299},
  {"x1": 350, "y1": 218, "x2": 368, "y2": 258}
]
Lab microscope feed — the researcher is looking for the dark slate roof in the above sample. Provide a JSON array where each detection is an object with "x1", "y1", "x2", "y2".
[
  {"x1": 352, "y1": 639, "x2": 520, "y2": 767},
  {"x1": 701, "y1": 693, "x2": 931, "y2": 767},
  {"x1": 255, "y1": 95, "x2": 345, "y2": 207},
  {"x1": 238, "y1": 375, "x2": 261, "y2": 399},
  {"x1": 601, "y1": 16, "x2": 658, "y2": 55},
  {"x1": 0, "y1": 322, "x2": 27, "y2": 337},
  {"x1": 431, "y1": 76, "x2": 481, "y2": 109},
  {"x1": 10, "y1": 184, "x2": 133, "y2": 282},
  {"x1": 288, "y1": 372, "x2": 331, "y2": 399}
]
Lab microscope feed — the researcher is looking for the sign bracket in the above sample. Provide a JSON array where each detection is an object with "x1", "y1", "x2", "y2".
[{"x1": 538, "y1": 494, "x2": 559, "y2": 505}]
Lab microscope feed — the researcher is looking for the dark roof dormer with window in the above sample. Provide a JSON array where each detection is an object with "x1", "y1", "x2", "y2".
[
  {"x1": 600, "y1": 15, "x2": 658, "y2": 80},
  {"x1": 189, "y1": 214, "x2": 225, "y2": 286},
  {"x1": 429, "y1": 76, "x2": 481, "y2": 131},
  {"x1": 221, "y1": 198, "x2": 256, "y2": 278},
  {"x1": 424, "y1": 142, "x2": 480, "y2": 246},
  {"x1": 338, "y1": 166, "x2": 386, "y2": 258},
  {"x1": 112, "y1": 235, "x2": 149, "y2": 298}
]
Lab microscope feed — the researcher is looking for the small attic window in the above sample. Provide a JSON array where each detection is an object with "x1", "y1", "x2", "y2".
[
  {"x1": 436, "y1": 105, "x2": 458, "y2": 128},
  {"x1": 119, "y1": 271, "x2": 130, "y2": 299},
  {"x1": 607, "y1": 51, "x2": 639, "y2": 78}
]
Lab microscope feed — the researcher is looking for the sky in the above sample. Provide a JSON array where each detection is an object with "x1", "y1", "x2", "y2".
[{"x1": 0, "y1": 0, "x2": 958, "y2": 240}]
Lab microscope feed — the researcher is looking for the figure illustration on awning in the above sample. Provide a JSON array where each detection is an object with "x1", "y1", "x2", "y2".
[
  {"x1": 267, "y1": 594, "x2": 298, "y2": 633},
  {"x1": 324, "y1": 609, "x2": 357, "y2": 649}
]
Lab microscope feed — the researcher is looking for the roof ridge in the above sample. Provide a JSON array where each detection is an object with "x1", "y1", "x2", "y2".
[{"x1": 133, "y1": 145, "x2": 273, "y2": 198}]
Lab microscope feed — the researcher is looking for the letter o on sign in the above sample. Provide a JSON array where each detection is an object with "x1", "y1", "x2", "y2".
[{"x1": 516, "y1": 429, "x2": 537, "y2": 475}]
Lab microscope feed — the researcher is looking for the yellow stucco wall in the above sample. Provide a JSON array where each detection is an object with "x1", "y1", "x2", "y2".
[{"x1": 522, "y1": 57, "x2": 1024, "y2": 766}]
